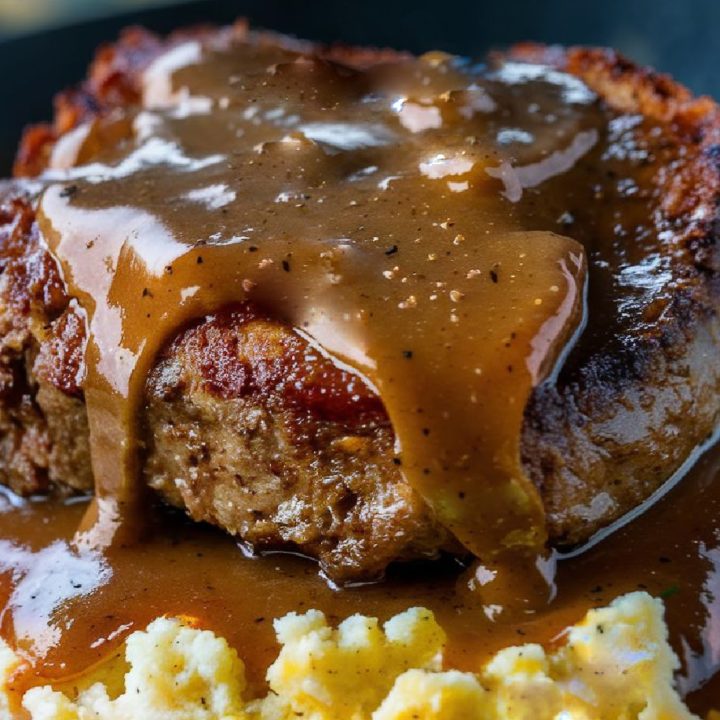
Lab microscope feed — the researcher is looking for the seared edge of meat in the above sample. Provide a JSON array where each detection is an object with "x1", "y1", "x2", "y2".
[{"x1": 513, "y1": 45, "x2": 720, "y2": 544}]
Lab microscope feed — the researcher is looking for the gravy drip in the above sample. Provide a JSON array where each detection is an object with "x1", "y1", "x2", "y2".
[
  {"x1": 0, "y1": 438, "x2": 718, "y2": 714},
  {"x1": 36, "y1": 40, "x2": 592, "y2": 562}
]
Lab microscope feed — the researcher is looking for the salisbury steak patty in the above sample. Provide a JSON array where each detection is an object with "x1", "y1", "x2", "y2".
[{"x1": 0, "y1": 26, "x2": 719, "y2": 581}]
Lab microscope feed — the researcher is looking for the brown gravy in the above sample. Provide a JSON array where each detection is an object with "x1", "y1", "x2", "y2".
[
  {"x1": 0, "y1": 435, "x2": 718, "y2": 713},
  {"x1": 33, "y1": 32, "x2": 687, "y2": 581},
  {"x1": 1, "y1": 29, "x2": 718, "y2": 716},
  {"x1": 36, "y1": 37, "x2": 597, "y2": 568}
]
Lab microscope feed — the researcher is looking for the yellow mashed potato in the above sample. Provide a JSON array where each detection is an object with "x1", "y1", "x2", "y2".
[{"x1": 0, "y1": 592, "x2": 704, "y2": 719}]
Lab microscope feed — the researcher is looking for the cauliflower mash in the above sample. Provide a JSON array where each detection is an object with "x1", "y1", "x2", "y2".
[{"x1": 0, "y1": 592, "x2": 703, "y2": 720}]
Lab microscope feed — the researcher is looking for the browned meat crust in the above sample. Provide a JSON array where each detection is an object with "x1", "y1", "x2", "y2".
[
  {"x1": 145, "y1": 308, "x2": 458, "y2": 579},
  {"x1": 511, "y1": 45, "x2": 720, "y2": 544},
  {"x1": 0, "y1": 26, "x2": 718, "y2": 579}
]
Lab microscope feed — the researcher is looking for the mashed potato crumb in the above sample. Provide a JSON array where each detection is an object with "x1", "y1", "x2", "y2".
[
  {"x1": 373, "y1": 670, "x2": 487, "y2": 719},
  {"x1": 263, "y1": 607, "x2": 444, "y2": 718},
  {"x1": 0, "y1": 592, "x2": 703, "y2": 720},
  {"x1": 23, "y1": 619, "x2": 247, "y2": 720},
  {"x1": 0, "y1": 637, "x2": 21, "y2": 719}
]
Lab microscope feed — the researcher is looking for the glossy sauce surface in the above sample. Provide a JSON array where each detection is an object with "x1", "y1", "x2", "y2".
[
  {"x1": 37, "y1": 39, "x2": 596, "y2": 563},
  {"x1": 0, "y1": 437, "x2": 718, "y2": 713}
]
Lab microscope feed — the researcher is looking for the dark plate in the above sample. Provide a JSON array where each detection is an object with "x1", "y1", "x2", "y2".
[{"x1": 1, "y1": 0, "x2": 720, "y2": 174}]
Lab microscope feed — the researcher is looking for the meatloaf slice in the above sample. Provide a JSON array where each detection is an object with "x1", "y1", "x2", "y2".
[{"x1": 0, "y1": 25, "x2": 718, "y2": 582}]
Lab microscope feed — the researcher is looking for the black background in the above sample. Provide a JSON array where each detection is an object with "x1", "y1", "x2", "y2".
[{"x1": 0, "y1": 0, "x2": 718, "y2": 173}]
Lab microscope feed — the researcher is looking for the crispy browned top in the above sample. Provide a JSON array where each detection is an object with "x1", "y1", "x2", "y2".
[{"x1": 158, "y1": 306, "x2": 387, "y2": 425}]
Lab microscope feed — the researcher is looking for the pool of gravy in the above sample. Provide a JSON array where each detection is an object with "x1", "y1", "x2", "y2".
[{"x1": 0, "y1": 436, "x2": 718, "y2": 713}]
